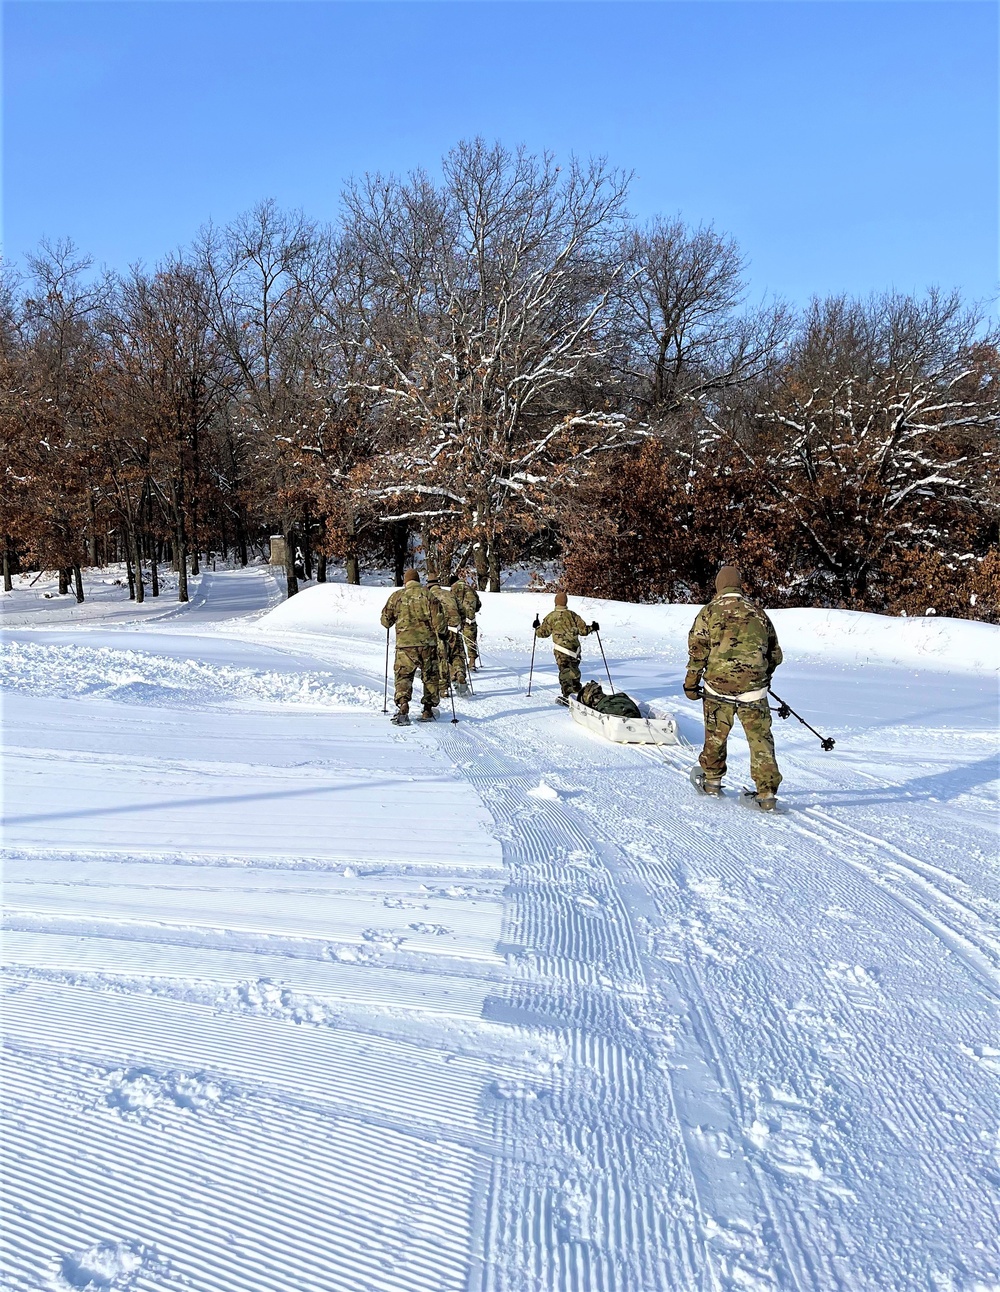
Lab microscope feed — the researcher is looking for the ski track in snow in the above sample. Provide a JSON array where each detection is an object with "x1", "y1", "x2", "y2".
[{"x1": 2, "y1": 570, "x2": 998, "y2": 1291}]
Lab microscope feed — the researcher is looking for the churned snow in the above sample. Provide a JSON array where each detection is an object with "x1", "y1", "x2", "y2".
[{"x1": 2, "y1": 567, "x2": 998, "y2": 1291}]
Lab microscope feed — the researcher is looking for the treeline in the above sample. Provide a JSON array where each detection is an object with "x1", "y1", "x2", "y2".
[{"x1": 3, "y1": 140, "x2": 997, "y2": 618}]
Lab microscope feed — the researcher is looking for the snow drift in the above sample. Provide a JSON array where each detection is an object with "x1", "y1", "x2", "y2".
[{"x1": 257, "y1": 581, "x2": 999, "y2": 676}]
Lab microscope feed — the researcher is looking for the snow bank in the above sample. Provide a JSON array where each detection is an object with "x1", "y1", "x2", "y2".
[
  {"x1": 0, "y1": 639, "x2": 379, "y2": 710},
  {"x1": 257, "y1": 582, "x2": 999, "y2": 676}
]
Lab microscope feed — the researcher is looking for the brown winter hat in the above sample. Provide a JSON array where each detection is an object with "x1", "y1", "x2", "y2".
[
  {"x1": 403, "y1": 568, "x2": 420, "y2": 584},
  {"x1": 426, "y1": 571, "x2": 440, "y2": 586},
  {"x1": 554, "y1": 591, "x2": 568, "y2": 606},
  {"x1": 715, "y1": 566, "x2": 742, "y2": 593}
]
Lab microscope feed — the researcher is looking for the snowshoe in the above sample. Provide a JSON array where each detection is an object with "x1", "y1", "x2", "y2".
[
  {"x1": 454, "y1": 682, "x2": 471, "y2": 698},
  {"x1": 418, "y1": 708, "x2": 437, "y2": 722},
  {"x1": 390, "y1": 712, "x2": 410, "y2": 727},
  {"x1": 555, "y1": 695, "x2": 570, "y2": 707},
  {"x1": 689, "y1": 765, "x2": 722, "y2": 796},
  {"x1": 740, "y1": 788, "x2": 781, "y2": 813}
]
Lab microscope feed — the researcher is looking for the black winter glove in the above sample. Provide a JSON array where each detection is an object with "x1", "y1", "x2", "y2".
[
  {"x1": 590, "y1": 621, "x2": 600, "y2": 632},
  {"x1": 532, "y1": 616, "x2": 540, "y2": 630},
  {"x1": 683, "y1": 672, "x2": 703, "y2": 702}
]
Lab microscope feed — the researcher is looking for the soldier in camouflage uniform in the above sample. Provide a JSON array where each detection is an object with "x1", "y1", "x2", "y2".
[
  {"x1": 380, "y1": 570, "x2": 448, "y2": 724},
  {"x1": 427, "y1": 573, "x2": 466, "y2": 694},
  {"x1": 533, "y1": 592, "x2": 597, "y2": 705},
  {"x1": 451, "y1": 578, "x2": 482, "y2": 671},
  {"x1": 684, "y1": 566, "x2": 783, "y2": 809}
]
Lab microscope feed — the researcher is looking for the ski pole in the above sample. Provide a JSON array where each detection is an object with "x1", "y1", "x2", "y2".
[
  {"x1": 382, "y1": 628, "x2": 390, "y2": 714},
  {"x1": 768, "y1": 689, "x2": 836, "y2": 751},
  {"x1": 459, "y1": 630, "x2": 475, "y2": 695},
  {"x1": 527, "y1": 625, "x2": 538, "y2": 696},
  {"x1": 594, "y1": 629, "x2": 615, "y2": 693}
]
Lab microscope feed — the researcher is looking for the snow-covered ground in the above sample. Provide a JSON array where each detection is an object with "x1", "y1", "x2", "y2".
[{"x1": 2, "y1": 568, "x2": 998, "y2": 1291}]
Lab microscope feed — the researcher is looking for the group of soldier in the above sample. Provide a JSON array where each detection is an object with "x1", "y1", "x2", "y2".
[
  {"x1": 380, "y1": 563, "x2": 784, "y2": 810},
  {"x1": 379, "y1": 569, "x2": 481, "y2": 725}
]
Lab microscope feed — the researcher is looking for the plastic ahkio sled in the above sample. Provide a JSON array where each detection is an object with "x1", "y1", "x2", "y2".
[{"x1": 567, "y1": 696, "x2": 680, "y2": 746}]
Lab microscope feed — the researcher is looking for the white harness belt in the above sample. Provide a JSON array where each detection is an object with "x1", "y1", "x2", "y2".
[
  {"x1": 703, "y1": 679, "x2": 769, "y2": 703},
  {"x1": 552, "y1": 642, "x2": 581, "y2": 660}
]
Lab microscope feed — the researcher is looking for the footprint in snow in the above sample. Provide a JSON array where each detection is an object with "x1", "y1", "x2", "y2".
[
  {"x1": 106, "y1": 1067, "x2": 227, "y2": 1118},
  {"x1": 361, "y1": 928, "x2": 406, "y2": 950},
  {"x1": 960, "y1": 1043, "x2": 1000, "y2": 1076},
  {"x1": 825, "y1": 961, "x2": 882, "y2": 1010},
  {"x1": 54, "y1": 1239, "x2": 167, "y2": 1290}
]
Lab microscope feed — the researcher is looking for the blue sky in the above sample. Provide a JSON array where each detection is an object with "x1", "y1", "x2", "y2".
[{"x1": 4, "y1": 1, "x2": 997, "y2": 310}]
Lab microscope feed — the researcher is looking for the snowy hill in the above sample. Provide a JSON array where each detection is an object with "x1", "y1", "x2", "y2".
[{"x1": 2, "y1": 568, "x2": 998, "y2": 1290}]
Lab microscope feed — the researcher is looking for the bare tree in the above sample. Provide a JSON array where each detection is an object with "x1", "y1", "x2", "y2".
[
  {"x1": 198, "y1": 201, "x2": 319, "y2": 596},
  {"x1": 342, "y1": 140, "x2": 634, "y2": 588},
  {"x1": 618, "y1": 217, "x2": 791, "y2": 414},
  {"x1": 103, "y1": 262, "x2": 235, "y2": 601}
]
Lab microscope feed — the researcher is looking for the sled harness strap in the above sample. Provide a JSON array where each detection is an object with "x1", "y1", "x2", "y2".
[
  {"x1": 552, "y1": 642, "x2": 582, "y2": 660},
  {"x1": 702, "y1": 680, "x2": 769, "y2": 704}
]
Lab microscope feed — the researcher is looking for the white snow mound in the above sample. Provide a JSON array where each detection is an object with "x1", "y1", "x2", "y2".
[{"x1": 257, "y1": 581, "x2": 999, "y2": 675}]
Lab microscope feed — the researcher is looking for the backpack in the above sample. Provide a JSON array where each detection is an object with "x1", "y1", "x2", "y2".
[{"x1": 579, "y1": 681, "x2": 642, "y2": 719}]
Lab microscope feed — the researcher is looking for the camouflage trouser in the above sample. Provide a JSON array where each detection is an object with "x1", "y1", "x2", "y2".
[
  {"x1": 394, "y1": 644, "x2": 440, "y2": 711},
  {"x1": 700, "y1": 696, "x2": 782, "y2": 794},
  {"x1": 442, "y1": 630, "x2": 467, "y2": 686},
  {"x1": 462, "y1": 620, "x2": 479, "y2": 668},
  {"x1": 554, "y1": 649, "x2": 581, "y2": 697}
]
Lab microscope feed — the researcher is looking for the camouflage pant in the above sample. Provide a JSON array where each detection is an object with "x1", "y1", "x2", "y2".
[
  {"x1": 442, "y1": 630, "x2": 467, "y2": 686},
  {"x1": 700, "y1": 696, "x2": 782, "y2": 794},
  {"x1": 462, "y1": 620, "x2": 479, "y2": 667},
  {"x1": 394, "y1": 644, "x2": 440, "y2": 711},
  {"x1": 554, "y1": 649, "x2": 581, "y2": 697}
]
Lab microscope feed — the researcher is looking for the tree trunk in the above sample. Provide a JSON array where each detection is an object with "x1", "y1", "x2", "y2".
[
  {"x1": 302, "y1": 512, "x2": 313, "y2": 580},
  {"x1": 87, "y1": 492, "x2": 98, "y2": 566},
  {"x1": 176, "y1": 517, "x2": 189, "y2": 602},
  {"x1": 488, "y1": 539, "x2": 501, "y2": 593},
  {"x1": 345, "y1": 508, "x2": 360, "y2": 585},
  {"x1": 58, "y1": 568, "x2": 69, "y2": 596},
  {"x1": 437, "y1": 538, "x2": 454, "y2": 586},
  {"x1": 392, "y1": 522, "x2": 408, "y2": 587},
  {"x1": 473, "y1": 537, "x2": 489, "y2": 591},
  {"x1": 420, "y1": 520, "x2": 435, "y2": 578},
  {"x1": 237, "y1": 520, "x2": 248, "y2": 568},
  {"x1": 3, "y1": 538, "x2": 12, "y2": 592},
  {"x1": 150, "y1": 549, "x2": 160, "y2": 597},
  {"x1": 125, "y1": 552, "x2": 135, "y2": 600},
  {"x1": 132, "y1": 533, "x2": 145, "y2": 603},
  {"x1": 72, "y1": 564, "x2": 85, "y2": 603},
  {"x1": 283, "y1": 519, "x2": 299, "y2": 598},
  {"x1": 316, "y1": 552, "x2": 327, "y2": 583}
]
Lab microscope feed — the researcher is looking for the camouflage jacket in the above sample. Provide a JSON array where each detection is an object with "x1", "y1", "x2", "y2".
[
  {"x1": 381, "y1": 583, "x2": 446, "y2": 647},
  {"x1": 536, "y1": 608, "x2": 591, "y2": 657},
  {"x1": 429, "y1": 586, "x2": 462, "y2": 635},
  {"x1": 686, "y1": 591, "x2": 782, "y2": 698},
  {"x1": 451, "y1": 582, "x2": 481, "y2": 622}
]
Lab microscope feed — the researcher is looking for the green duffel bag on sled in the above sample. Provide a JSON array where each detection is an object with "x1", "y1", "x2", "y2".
[{"x1": 578, "y1": 680, "x2": 642, "y2": 719}]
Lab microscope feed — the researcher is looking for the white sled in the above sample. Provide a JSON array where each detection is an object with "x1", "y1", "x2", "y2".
[{"x1": 568, "y1": 696, "x2": 680, "y2": 746}]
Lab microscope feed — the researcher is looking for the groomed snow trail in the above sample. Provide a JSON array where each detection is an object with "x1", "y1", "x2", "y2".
[{"x1": 3, "y1": 570, "x2": 998, "y2": 1291}]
